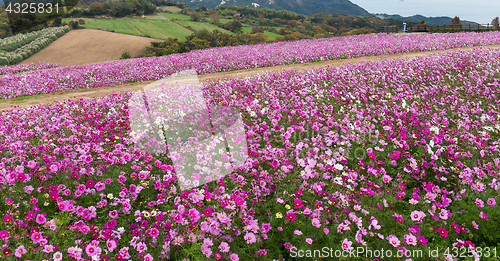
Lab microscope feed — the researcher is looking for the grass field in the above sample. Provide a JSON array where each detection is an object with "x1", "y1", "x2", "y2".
[
  {"x1": 160, "y1": 13, "x2": 191, "y2": 20},
  {"x1": 127, "y1": 19, "x2": 192, "y2": 41},
  {"x1": 160, "y1": 6, "x2": 182, "y2": 13},
  {"x1": 241, "y1": 27, "x2": 280, "y2": 40},
  {"x1": 263, "y1": 30, "x2": 280, "y2": 40},
  {"x1": 62, "y1": 18, "x2": 144, "y2": 36},
  {"x1": 176, "y1": 20, "x2": 234, "y2": 34}
]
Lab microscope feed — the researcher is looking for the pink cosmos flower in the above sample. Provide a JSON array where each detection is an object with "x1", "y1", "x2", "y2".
[
  {"x1": 3, "y1": 215, "x2": 13, "y2": 223},
  {"x1": 341, "y1": 238, "x2": 353, "y2": 251},
  {"x1": 53, "y1": 251, "x2": 63, "y2": 261},
  {"x1": 311, "y1": 218, "x2": 321, "y2": 228},
  {"x1": 479, "y1": 212, "x2": 489, "y2": 220},
  {"x1": 369, "y1": 217, "x2": 381, "y2": 230},
  {"x1": 410, "y1": 211, "x2": 426, "y2": 222},
  {"x1": 219, "y1": 242, "x2": 230, "y2": 253},
  {"x1": 487, "y1": 198, "x2": 496, "y2": 206},
  {"x1": 109, "y1": 210, "x2": 118, "y2": 218},
  {"x1": 80, "y1": 225, "x2": 90, "y2": 234},
  {"x1": 244, "y1": 232, "x2": 257, "y2": 244},
  {"x1": 0, "y1": 230, "x2": 9, "y2": 239},
  {"x1": 294, "y1": 198, "x2": 304, "y2": 209},
  {"x1": 229, "y1": 253, "x2": 239, "y2": 261},
  {"x1": 136, "y1": 242, "x2": 147, "y2": 253},
  {"x1": 15, "y1": 245, "x2": 26, "y2": 258},
  {"x1": 201, "y1": 245, "x2": 212, "y2": 258},
  {"x1": 43, "y1": 244, "x2": 54, "y2": 253},
  {"x1": 85, "y1": 245, "x2": 98, "y2": 256},
  {"x1": 403, "y1": 234, "x2": 417, "y2": 246},
  {"x1": 382, "y1": 174, "x2": 392, "y2": 183},
  {"x1": 439, "y1": 209, "x2": 450, "y2": 220},
  {"x1": 203, "y1": 238, "x2": 213, "y2": 247},
  {"x1": 306, "y1": 238, "x2": 313, "y2": 245},
  {"x1": 286, "y1": 210, "x2": 296, "y2": 222},
  {"x1": 435, "y1": 227, "x2": 449, "y2": 237},
  {"x1": 35, "y1": 214, "x2": 46, "y2": 224},
  {"x1": 387, "y1": 235, "x2": 400, "y2": 247},
  {"x1": 107, "y1": 239, "x2": 117, "y2": 252},
  {"x1": 472, "y1": 221, "x2": 479, "y2": 229},
  {"x1": 144, "y1": 253, "x2": 154, "y2": 261},
  {"x1": 475, "y1": 198, "x2": 484, "y2": 207},
  {"x1": 324, "y1": 228, "x2": 329, "y2": 235}
]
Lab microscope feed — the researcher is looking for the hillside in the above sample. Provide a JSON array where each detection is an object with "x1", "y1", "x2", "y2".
[
  {"x1": 375, "y1": 14, "x2": 478, "y2": 25},
  {"x1": 176, "y1": 0, "x2": 371, "y2": 16}
]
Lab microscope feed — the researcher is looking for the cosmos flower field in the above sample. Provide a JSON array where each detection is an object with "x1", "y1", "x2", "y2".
[
  {"x1": 1, "y1": 33, "x2": 500, "y2": 261},
  {"x1": 1, "y1": 31, "x2": 500, "y2": 99}
]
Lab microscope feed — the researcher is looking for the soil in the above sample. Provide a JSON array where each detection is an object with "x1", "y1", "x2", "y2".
[
  {"x1": 20, "y1": 29, "x2": 161, "y2": 67},
  {"x1": 3, "y1": 44, "x2": 500, "y2": 111}
]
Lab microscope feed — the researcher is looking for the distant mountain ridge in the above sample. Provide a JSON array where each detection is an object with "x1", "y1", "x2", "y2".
[
  {"x1": 374, "y1": 14, "x2": 478, "y2": 25},
  {"x1": 175, "y1": 0, "x2": 371, "y2": 16}
]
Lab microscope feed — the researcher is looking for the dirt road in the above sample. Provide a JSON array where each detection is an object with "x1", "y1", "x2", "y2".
[{"x1": 3, "y1": 44, "x2": 500, "y2": 111}]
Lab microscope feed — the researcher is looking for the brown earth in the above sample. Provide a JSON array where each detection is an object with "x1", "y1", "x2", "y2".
[
  {"x1": 3, "y1": 44, "x2": 500, "y2": 111},
  {"x1": 20, "y1": 29, "x2": 161, "y2": 67}
]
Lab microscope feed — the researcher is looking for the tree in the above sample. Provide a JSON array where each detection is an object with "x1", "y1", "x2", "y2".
[
  {"x1": 223, "y1": 21, "x2": 242, "y2": 32},
  {"x1": 69, "y1": 20, "x2": 79, "y2": 29},
  {"x1": 251, "y1": 27, "x2": 264, "y2": 34},
  {"x1": 419, "y1": 19, "x2": 425, "y2": 25},
  {"x1": 64, "y1": 0, "x2": 79, "y2": 11},
  {"x1": 451, "y1": 16, "x2": 461, "y2": 30},
  {"x1": 196, "y1": 6, "x2": 207, "y2": 12},
  {"x1": 89, "y1": 2, "x2": 104, "y2": 15},
  {"x1": 120, "y1": 50, "x2": 131, "y2": 59},
  {"x1": 53, "y1": 17, "x2": 62, "y2": 27},
  {"x1": 188, "y1": 37, "x2": 210, "y2": 49},
  {"x1": 190, "y1": 12, "x2": 203, "y2": 22},
  {"x1": 210, "y1": 13, "x2": 220, "y2": 24},
  {"x1": 492, "y1": 17, "x2": 499, "y2": 29}
]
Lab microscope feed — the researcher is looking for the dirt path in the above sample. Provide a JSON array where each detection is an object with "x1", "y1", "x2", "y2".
[
  {"x1": 3, "y1": 44, "x2": 500, "y2": 111},
  {"x1": 20, "y1": 29, "x2": 161, "y2": 67}
]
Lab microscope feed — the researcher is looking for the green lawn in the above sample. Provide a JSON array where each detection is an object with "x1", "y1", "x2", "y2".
[
  {"x1": 127, "y1": 19, "x2": 193, "y2": 41},
  {"x1": 160, "y1": 13, "x2": 191, "y2": 20},
  {"x1": 176, "y1": 20, "x2": 234, "y2": 34},
  {"x1": 62, "y1": 18, "x2": 144, "y2": 36},
  {"x1": 241, "y1": 27, "x2": 280, "y2": 40},
  {"x1": 263, "y1": 30, "x2": 280, "y2": 40}
]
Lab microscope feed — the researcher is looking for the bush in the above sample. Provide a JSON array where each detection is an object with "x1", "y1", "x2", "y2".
[
  {"x1": 69, "y1": 21, "x2": 79, "y2": 29},
  {"x1": 120, "y1": 50, "x2": 132, "y2": 59}
]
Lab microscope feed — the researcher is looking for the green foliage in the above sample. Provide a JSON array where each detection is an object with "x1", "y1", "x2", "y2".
[
  {"x1": 120, "y1": 50, "x2": 131, "y2": 59},
  {"x1": 53, "y1": 17, "x2": 62, "y2": 26},
  {"x1": 69, "y1": 20, "x2": 79, "y2": 29},
  {"x1": 190, "y1": 12, "x2": 203, "y2": 22},
  {"x1": 222, "y1": 20, "x2": 242, "y2": 32}
]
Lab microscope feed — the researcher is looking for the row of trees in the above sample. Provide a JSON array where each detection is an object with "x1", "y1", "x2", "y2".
[
  {"x1": 63, "y1": 0, "x2": 157, "y2": 17},
  {"x1": 183, "y1": 5, "x2": 405, "y2": 38},
  {"x1": 145, "y1": 29, "x2": 275, "y2": 57}
]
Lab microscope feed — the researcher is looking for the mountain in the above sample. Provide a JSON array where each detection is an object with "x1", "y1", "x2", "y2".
[
  {"x1": 175, "y1": 0, "x2": 371, "y2": 16},
  {"x1": 374, "y1": 14, "x2": 478, "y2": 25}
]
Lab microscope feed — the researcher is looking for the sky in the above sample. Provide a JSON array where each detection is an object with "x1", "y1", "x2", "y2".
[{"x1": 349, "y1": 0, "x2": 500, "y2": 24}]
